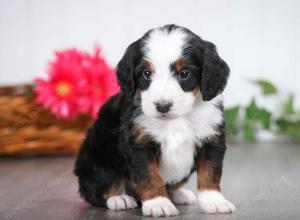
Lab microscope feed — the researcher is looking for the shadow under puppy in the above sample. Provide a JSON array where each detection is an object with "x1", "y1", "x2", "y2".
[{"x1": 74, "y1": 24, "x2": 235, "y2": 217}]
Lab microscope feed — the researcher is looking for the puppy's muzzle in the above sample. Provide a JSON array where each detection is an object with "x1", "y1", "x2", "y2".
[{"x1": 154, "y1": 101, "x2": 173, "y2": 113}]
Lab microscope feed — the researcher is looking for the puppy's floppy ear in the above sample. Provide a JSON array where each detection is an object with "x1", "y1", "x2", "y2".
[
  {"x1": 116, "y1": 40, "x2": 141, "y2": 102},
  {"x1": 200, "y1": 41, "x2": 229, "y2": 101}
]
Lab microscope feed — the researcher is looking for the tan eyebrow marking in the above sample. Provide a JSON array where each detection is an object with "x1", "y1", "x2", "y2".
[
  {"x1": 144, "y1": 60, "x2": 154, "y2": 71},
  {"x1": 174, "y1": 59, "x2": 187, "y2": 72}
]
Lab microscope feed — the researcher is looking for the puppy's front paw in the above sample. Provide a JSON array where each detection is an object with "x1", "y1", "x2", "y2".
[
  {"x1": 142, "y1": 197, "x2": 179, "y2": 217},
  {"x1": 170, "y1": 188, "x2": 196, "y2": 204},
  {"x1": 198, "y1": 190, "x2": 236, "y2": 214},
  {"x1": 106, "y1": 195, "x2": 137, "y2": 210}
]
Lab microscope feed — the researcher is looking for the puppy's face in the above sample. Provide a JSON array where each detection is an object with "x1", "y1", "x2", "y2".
[
  {"x1": 138, "y1": 29, "x2": 199, "y2": 118},
  {"x1": 117, "y1": 25, "x2": 229, "y2": 119}
]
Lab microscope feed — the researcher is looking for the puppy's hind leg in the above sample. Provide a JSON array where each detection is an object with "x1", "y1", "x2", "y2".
[
  {"x1": 169, "y1": 188, "x2": 197, "y2": 205},
  {"x1": 167, "y1": 179, "x2": 196, "y2": 205},
  {"x1": 77, "y1": 172, "x2": 137, "y2": 210},
  {"x1": 105, "y1": 182, "x2": 138, "y2": 210}
]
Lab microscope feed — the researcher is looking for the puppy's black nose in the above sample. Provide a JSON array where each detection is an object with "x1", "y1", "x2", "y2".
[{"x1": 155, "y1": 101, "x2": 172, "y2": 113}]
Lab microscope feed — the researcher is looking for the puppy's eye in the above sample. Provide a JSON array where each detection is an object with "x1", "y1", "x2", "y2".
[
  {"x1": 143, "y1": 70, "x2": 153, "y2": 80},
  {"x1": 178, "y1": 70, "x2": 190, "y2": 80}
]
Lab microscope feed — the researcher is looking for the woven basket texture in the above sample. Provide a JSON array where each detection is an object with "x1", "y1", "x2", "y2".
[{"x1": 0, "y1": 84, "x2": 91, "y2": 156}]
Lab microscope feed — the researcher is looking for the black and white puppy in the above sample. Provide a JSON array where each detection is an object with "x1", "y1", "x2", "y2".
[{"x1": 74, "y1": 24, "x2": 235, "y2": 217}]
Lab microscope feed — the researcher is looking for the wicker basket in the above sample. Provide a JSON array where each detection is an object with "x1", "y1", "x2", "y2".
[{"x1": 0, "y1": 84, "x2": 92, "y2": 156}]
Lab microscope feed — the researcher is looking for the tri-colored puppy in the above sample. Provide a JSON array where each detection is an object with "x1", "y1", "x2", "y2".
[{"x1": 74, "y1": 24, "x2": 235, "y2": 217}]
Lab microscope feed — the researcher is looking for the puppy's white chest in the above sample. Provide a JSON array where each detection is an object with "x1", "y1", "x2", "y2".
[
  {"x1": 135, "y1": 95, "x2": 223, "y2": 184},
  {"x1": 149, "y1": 118, "x2": 197, "y2": 184},
  {"x1": 159, "y1": 138, "x2": 195, "y2": 184}
]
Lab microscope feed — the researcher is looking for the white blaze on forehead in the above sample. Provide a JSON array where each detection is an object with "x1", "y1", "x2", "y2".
[
  {"x1": 144, "y1": 28, "x2": 187, "y2": 73},
  {"x1": 140, "y1": 27, "x2": 194, "y2": 119}
]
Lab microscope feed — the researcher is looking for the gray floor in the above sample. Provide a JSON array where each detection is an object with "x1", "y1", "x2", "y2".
[{"x1": 1, "y1": 142, "x2": 300, "y2": 220}]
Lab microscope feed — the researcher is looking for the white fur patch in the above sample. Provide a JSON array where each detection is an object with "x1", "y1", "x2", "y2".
[
  {"x1": 197, "y1": 190, "x2": 236, "y2": 213},
  {"x1": 170, "y1": 188, "x2": 196, "y2": 204},
  {"x1": 106, "y1": 195, "x2": 137, "y2": 210},
  {"x1": 142, "y1": 196, "x2": 179, "y2": 217},
  {"x1": 141, "y1": 27, "x2": 196, "y2": 118},
  {"x1": 135, "y1": 95, "x2": 223, "y2": 184},
  {"x1": 144, "y1": 27, "x2": 187, "y2": 69}
]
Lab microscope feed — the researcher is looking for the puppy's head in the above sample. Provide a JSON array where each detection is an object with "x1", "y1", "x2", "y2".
[{"x1": 117, "y1": 24, "x2": 229, "y2": 118}]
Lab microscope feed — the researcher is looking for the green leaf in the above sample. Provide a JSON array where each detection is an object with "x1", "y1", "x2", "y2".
[
  {"x1": 245, "y1": 99, "x2": 259, "y2": 119},
  {"x1": 245, "y1": 99, "x2": 271, "y2": 129},
  {"x1": 224, "y1": 106, "x2": 240, "y2": 135},
  {"x1": 276, "y1": 119, "x2": 300, "y2": 143},
  {"x1": 243, "y1": 121, "x2": 255, "y2": 141},
  {"x1": 283, "y1": 94, "x2": 295, "y2": 115},
  {"x1": 258, "y1": 109, "x2": 272, "y2": 129},
  {"x1": 253, "y1": 80, "x2": 277, "y2": 95}
]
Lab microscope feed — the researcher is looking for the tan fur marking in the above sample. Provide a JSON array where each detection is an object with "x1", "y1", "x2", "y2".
[
  {"x1": 144, "y1": 60, "x2": 154, "y2": 71},
  {"x1": 197, "y1": 152, "x2": 221, "y2": 192},
  {"x1": 132, "y1": 125, "x2": 151, "y2": 144},
  {"x1": 167, "y1": 178, "x2": 188, "y2": 193},
  {"x1": 193, "y1": 86, "x2": 200, "y2": 96},
  {"x1": 103, "y1": 182, "x2": 123, "y2": 199},
  {"x1": 175, "y1": 59, "x2": 187, "y2": 72},
  {"x1": 135, "y1": 161, "x2": 167, "y2": 201}
]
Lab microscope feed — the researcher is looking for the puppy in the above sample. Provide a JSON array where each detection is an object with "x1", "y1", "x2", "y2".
[{"x1": 74, "y1": 24, "x2": 235, "y2": 217}]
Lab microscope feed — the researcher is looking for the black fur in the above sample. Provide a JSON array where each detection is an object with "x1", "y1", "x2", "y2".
[
  {"x1": 199, "y1": 41, "x2": 229, "y2": 101},
  {"x1": 74, "y1": 24, "x2": 229, "y2": 207},
  {"x1": 116, "y1": 40, "x2": 142, "y2": 102},
  {"x1": 182, "y1": 29, "x2": 230, "y2": 101},
  {"x1": 74, "y1": 93, "x2": 128, "y2": 206}
]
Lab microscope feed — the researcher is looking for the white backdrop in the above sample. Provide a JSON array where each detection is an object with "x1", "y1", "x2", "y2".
[{"x1": 1, "y1": 0, "x2": 299, "y2": 107}]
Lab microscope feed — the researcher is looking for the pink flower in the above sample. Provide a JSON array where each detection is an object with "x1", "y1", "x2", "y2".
[
  {"x1": 34, "y1": 46, "x2": 119, "y2": 119},
  {"x1": 78, "y1": 47, "x2": 119, "y2": 119}
]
